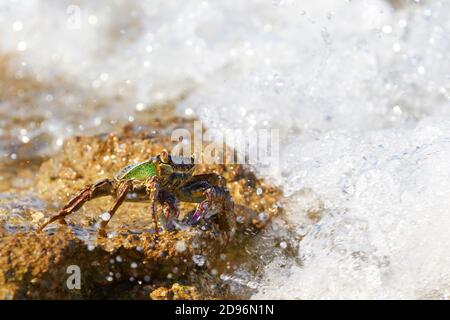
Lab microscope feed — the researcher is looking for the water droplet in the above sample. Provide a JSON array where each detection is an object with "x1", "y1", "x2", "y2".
[
  {"x1": 417, "y1": 66, "x2": 426, "y2": 75},
  {"x1": 101, "y1": 212, "x2": 111, "y2": 221},
  {"x1": 256, "y1": 187, "x2": 263, "y2": 195},
  {"x1": 398, "y1": 19, "x2": 407, "y2": 28},
  {"x1": 393, "y1": 105, "x2": 402, "y2": 115},
  {"x1": 220, "y1": 274, "x2": 231, "y2": 281},
  {"x1": 56, "y1": 138, "x2": 64, "y2": 147},
  {"x1": 94, "y1": 117, "x2": 102, "y2": 126},
  {"x1": 193, "y1": 255, "x2": 206, "y2": 267},
  {"x1": 17, "y1": 41, "x2": 27, "y2": 51},
  {"x1": 382, "y1": 25, "x2": 392, "y2": 34},
  {"x1": 279, "y1": 241, "x2": 287, "y2": 249},
  {"x1": 175, "y1": 240, "x2": 187, "y2": 252},
  {"x1": 258, "y1": 212, "x2": 268, "y2": 222}
]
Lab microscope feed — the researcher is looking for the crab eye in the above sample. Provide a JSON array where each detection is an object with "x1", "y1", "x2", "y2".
[{"x1": 160, "y1": 149, "x2": 169, "y2": 163}]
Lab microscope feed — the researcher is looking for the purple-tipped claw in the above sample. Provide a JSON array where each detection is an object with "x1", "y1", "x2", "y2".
[
  {"x1": 186, "y1": 188, "x2": 218, "y2": 225},
  {"x1": 188, "y1": 202, "x2": 209, "y2": 225}
]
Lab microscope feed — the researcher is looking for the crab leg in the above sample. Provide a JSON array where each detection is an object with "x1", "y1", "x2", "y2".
[
  {"x1": 158, "y1": 190, "x2": 179, "y2": 230},
  {"x1": 146, "y1": 177, "x2": 160, "y2": 234},
  {"x1": 37, "y1": 179, "x2": 115, "y2": 232},
  {"x1": 98, "y1": 180, "x2": 132, "y2": 237},
  {"x1": 189, "y1": 186, "x2": 233, "y2": 225}
]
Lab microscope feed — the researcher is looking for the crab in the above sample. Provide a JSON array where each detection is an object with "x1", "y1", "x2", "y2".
[{"x1": 37, "y1": 150, "x2": 234, "y2": 237}]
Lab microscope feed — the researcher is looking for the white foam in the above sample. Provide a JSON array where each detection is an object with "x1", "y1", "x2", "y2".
[
  {"x1": 252, "y1": 117, "x2": 450, "y2": 299},
  {"x1": 178, "y1": 1, "x2": 450, "y2": 299}
]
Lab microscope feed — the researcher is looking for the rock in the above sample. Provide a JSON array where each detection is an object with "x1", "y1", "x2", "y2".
[
  {"x1": 0, "y1": 125, "x2": 282, "y2": 299},
  {"x1": 150, "y1": 283, "x2": 204, "y2": 300},
  {"x1": 0, "y1": 227, "x2": 221, "y2": 299}
]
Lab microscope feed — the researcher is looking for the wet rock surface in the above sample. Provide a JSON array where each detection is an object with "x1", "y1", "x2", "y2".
[
  {"x1": 0, "y1": 228, "x2": 215, "y2": 299},
  {"x1": 150, "y1": 283, "x2": 205, "y2": 300},
  {"x1": 0, "y1": 124, "x2": 282, "y2": 299}
]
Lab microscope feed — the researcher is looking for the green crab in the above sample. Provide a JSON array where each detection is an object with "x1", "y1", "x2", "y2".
[{"x1": 37, "y1": 150, "x2": 234, "y2": 237}]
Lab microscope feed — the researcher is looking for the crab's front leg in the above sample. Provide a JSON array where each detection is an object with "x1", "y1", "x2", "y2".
[
  {"x1": 37, "y1": 179, "x2": 116, "y2": 233},
  {"x1": 158, "y1": 190, "x2": 179, "y2": 230},
  {"x1": 97, "y1": 180, "x2": 133, "y2": 237},
  {"x1": 145, "y1": 176, "x2": 160, "y2": 234}
]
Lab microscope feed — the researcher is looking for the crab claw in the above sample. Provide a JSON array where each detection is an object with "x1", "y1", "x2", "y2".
[
  {"x1": 188, "y1": 201, "x2": 209, "y2": 225},
  {"x1": 204, "y1": 187, "x2": 216, "y2": 201},
  {"x1": 187, "y1": 188, "x2": 217, "y2": 225}
]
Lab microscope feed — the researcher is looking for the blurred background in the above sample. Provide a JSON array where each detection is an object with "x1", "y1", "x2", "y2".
[{"x1": 0, "y1": 0, "x2": 449, "y2": 299}]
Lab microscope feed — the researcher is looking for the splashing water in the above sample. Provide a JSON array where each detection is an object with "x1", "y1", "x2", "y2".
[{"x1": 179, "y1": 0, "x2": 450, "y2": 299}]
